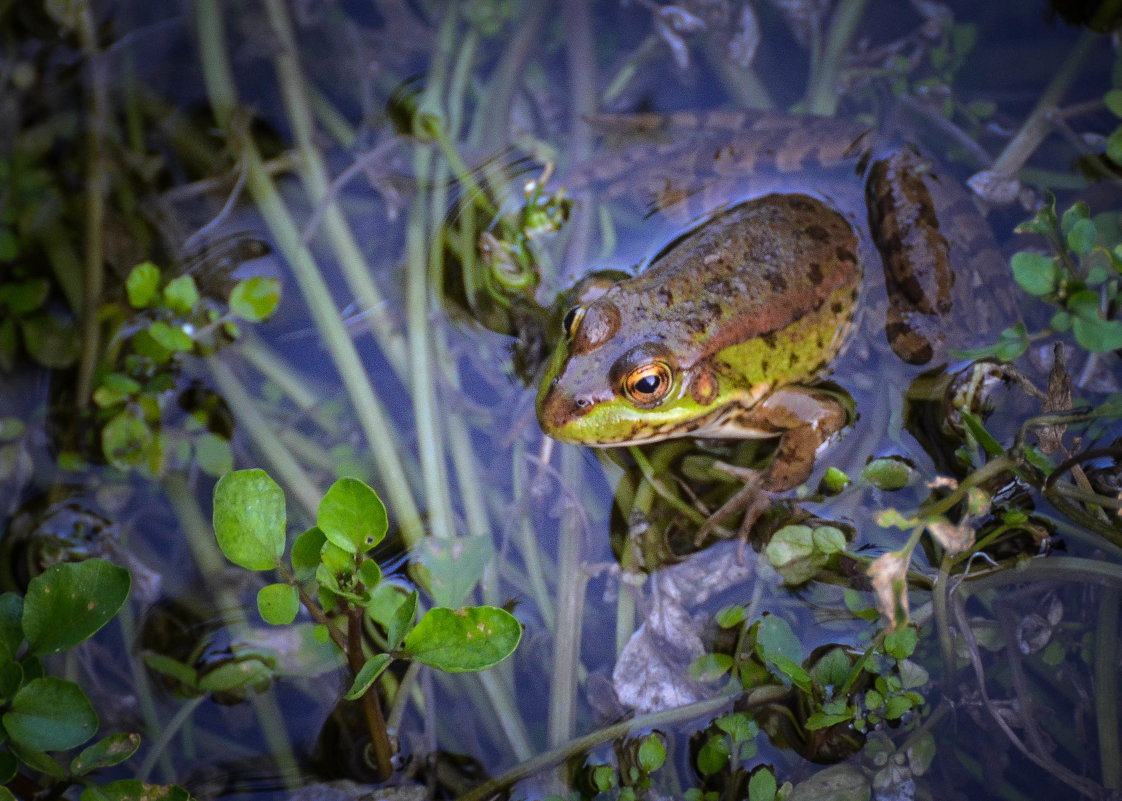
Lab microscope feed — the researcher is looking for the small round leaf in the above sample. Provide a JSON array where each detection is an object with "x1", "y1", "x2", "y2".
[
  {"x1": 3, "y1": 677, "x2": 98, "y2": 750},
  {"x1": 257, "y1": 583, "x2": 299, "y2": 625},
  {"x1": 402, "y1": 606, "x2": 521, "y2": 672},
  {"x1": 317, "y1": 478, "x2": 387, "y2": 554},
  {"x1": 213, "y1": 469, "x2": 286, "y2": 570},
  {"x1": 24, "y1": 560, "x2": 130, "y2": 656}
]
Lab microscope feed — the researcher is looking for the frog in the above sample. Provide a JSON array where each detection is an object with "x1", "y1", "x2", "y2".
[{"x1": 535, "y1": 112, "x2": 1017, "y2": 493}]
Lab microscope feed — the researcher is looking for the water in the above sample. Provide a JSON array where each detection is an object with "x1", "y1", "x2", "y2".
[{"x1": 1, "y1": 2, "x2": 1121, "y2": 799}]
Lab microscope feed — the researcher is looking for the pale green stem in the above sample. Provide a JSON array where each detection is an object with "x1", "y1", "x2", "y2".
[
  {"x1": 208, "y1": 358, "x2": 321, "y2": 520},
  {"x1": 455, "y1": 693, "x2": 733, "y2": 801},
  {"x1": 196, "y1": 0, "x2": 424, "y2": 547},
  {"x1": 475, "y1": 668, "x2": 535, "y2": 761},
  {"x1": 136, "y1": 695, "x2": 207, "y2": 783},
  {"x1": 116, "y1": 603, "x2": 174, "y2": 781},
  {"x1": 990, "y1": 28, "x2": 1100, "y2": 177},
  {"x1": 805, "y1": 0, "x2": 869, "y2": 115},
  {"x1": 1095, "y1": 588, "x2": 1120, "y2": 789},
  {"x1": 75, "y1": 2, "x2": 108, "y2": 408},
  {"x1": 548, "y1": 449, "x2": 587, "y2": 747},
  {"x1": 261, "y1": 0, "x2": 409, "y2": 378}
]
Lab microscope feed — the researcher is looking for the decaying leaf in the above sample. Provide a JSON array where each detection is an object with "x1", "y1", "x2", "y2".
[{"x1": 868, "y1": 551, "x2": 910, "y2": 630}]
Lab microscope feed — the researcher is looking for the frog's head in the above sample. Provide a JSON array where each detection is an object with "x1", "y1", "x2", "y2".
[{"x1": 536, "y1": 297, "x2": 750, "y2": 446}]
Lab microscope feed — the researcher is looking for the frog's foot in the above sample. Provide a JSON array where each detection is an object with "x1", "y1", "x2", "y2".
[{"x1": 693, "y1": 461, "x2": 772, "y2": 551}]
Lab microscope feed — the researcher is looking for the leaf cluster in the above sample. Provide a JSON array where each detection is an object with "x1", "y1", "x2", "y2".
[
  {"x1": 92, "y1": 262, "x2": 280, "y2": 476},
  {"x1": 211, "y1": 470, "x2": 521, "y2": 699},
  {"x1": 0, "y1": 559, "x2": 184, "y2": 800}
]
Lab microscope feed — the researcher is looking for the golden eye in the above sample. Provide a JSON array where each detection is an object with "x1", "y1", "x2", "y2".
[
  {"x1": 622, "y1": 361, "x2": 673, "y2": 405},
  {"x1": 562, "y1": 306, "x2": 585, "y2": 338}
]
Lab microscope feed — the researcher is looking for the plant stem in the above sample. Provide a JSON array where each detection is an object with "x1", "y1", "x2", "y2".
[
  {"x1": 989, "y1": 28, "x2": 1100, "y2": 177},
  {"x1": 455, "y1": 693, "x2": 733, "y2": 801},
  {"x1": 805, "y1": 0, "x2": 869, "y2": 116},
  {"x1": 261, "y1": 0, "x2": 409, "y2": 379},
  {"x1": 74, "y1": 2, "x2": 109, "y2": 409},
  {"x1": 195, "y1": 0, "x2": 424, "y2": 547},
  {"x1": 208, "y1": 358, "x2": 322, "y2": 519},
  {"x1": 548, "y1": 449, "x2": 587, "y2": 747},
  {"x1": 1095, "y1": 588, "x2": 1120, "y2": 789},
  {"x1": 347, "y1": 608, "x2": 394, "y2": 780}
]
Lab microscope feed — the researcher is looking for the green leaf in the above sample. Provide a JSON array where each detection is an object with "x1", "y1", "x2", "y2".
[
  {"x1": 3, "y1": 677, "x2": 98, "y2": 750},
  {"x1": 1010, "y1": 251, "x2": 1058, "y2": 296},
  {"x1": 257, "y1": 583, "x2": 299, "y2": 625},
  {"x1": 810, "y1": 646, "x2": 852, "y2": 690},
  {"x1": 146, "y1": 321, "x2": 194, "y2": 353},
  {"x1": 0, "y1": 661, "x2": 22, "y2": 698},
  {"x1": 402, "y1": 606, "x2": 521, "y2": 672},
  {"x1": 0, "y1": 228, "x2": 18, "y2": 263},
  {"x1": 385, "y1": 590, "x2": 418, "y2": 649},
  {"x1": 162, "y1": 275, "x2": 199, "y2": 315},
  {"x1": 769, "y1": 654, "x2": 812, "y2": 692},
  {"x1": 812, "y1": 526, "x2": 846, "y2": 555},
  {"x1": 141, "y1": 654, "x2": 198, "y2": 690},
  {"x1": 820, "y1": 466, "x2": 850, "y2": 494},
  {"x1": 1106, "y1": 88, "x2": 1122, "y2": 117},
  {"x1": 6, "y1": 742, "x2": 66, "y2": 779},
  {"x1": 0, "y1": 279, "x2": 49, "y2": 314},
  {"x1": 764, "y1": 525, "x2": 824, "y2": 586},
  {"x1": 343, "y1": 653, "x2": 391, "y2": 700},
  {"x1": 290, "y1": 527, "x2": 326, "y2": 582},
  {"x1": 696, "y1": 734, "x2": 730, "y2": 776},
  {"x1": 416, "y1": 534, "x2": 495, "y2": 608},
  {"x1": 748, "y1": 767, "x2": 777, "y2": 801},
  {"x1": 860, "y1": 457, "x2": 914, "y2": 490},
  {"x1": 754, "y1": 615, "x2": 803, "y2": 667},
  {"x1": 805, "y1": 710, "x2": 853, "y2": 730},
  {"x1": 229, "y1": 276, "x2": 281, "y2": 322},
  {"x1": 194, "y1": 433, "x2": 232, "y2": 477},
  {"x1": 1066, "y1": 218, "x2": 1097, "y2": 256},
  {"x1": 93, "y1": 373, "x2": 141, "y2": 408},
  {"x1": 689, "y1": 652, "x2": 734, "y2": 682},
  {"x1": 197, "y1": 657, "x2": 273, "y2": 694},
  {"x1": 213, "y1": 469, "x2": 286, "y2": 570},
  {"x1": 317, "y1": 478, "x2": 387, "y2": 554},
  {"x1": 1072, "y1": 316, "x2": 1122, "y2": 352},
  {"x1": 19, "y1": 313, "x2": 78, "y2": 368},
  {"x1": 1016, "y1": 195, "x2": 1057, "y2": 235},
  {"x1": 71, "y1": 733, "x2": 141, "y2": 775},
  {"x1": 125, "y1": 262, "x2": 160, "y2": 308},
  {"x1": 1108, "y1": 128, "x2": 1122, "y2": 164},
  {"x1": 79, "y1": 779, "x2": 191, "y2": 801},
  {"x1": 357, "y1": 559, "x2": 382, "y2": 590},
  {"x1": 884, "y1": 694, "x2": 915, "y2": 720},
  {"x1": 24, "y1": 560, "x2": 130, "y2": 655},
  {"x1": 715, "y1": 605, "x2": 747, "y2": 629},
  {"x1": 637, "y1": 733, "x2": 666, "y2": 772},
  {"x1": 101, "y1": 411, "x2": 154, "y2": 471},
  {"x1": 1060, "y1": 200, "x2": 1090, "y2": 236},
  {"x1": 884, "y1": 627, "x2": 918, "y2": 659}
]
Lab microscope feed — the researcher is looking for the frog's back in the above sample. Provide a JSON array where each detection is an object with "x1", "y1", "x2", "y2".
[{"x1": 606, "y1": 193, "x2": 863, "y2": 386}]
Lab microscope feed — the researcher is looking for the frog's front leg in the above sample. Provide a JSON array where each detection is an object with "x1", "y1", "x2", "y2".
[{"x1": 754, "y1": 386, "x2": 847, "y2": 491}]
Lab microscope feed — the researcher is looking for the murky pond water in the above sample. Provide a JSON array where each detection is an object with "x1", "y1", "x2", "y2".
[{"x1": 2, "y1": 2, "x2": 1122, "y2": 800}]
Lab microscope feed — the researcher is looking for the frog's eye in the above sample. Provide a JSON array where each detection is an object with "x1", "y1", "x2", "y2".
[
  {"x1": 622, "y1": 361, "x2": 673, "y2": 406},
  {"x1": 562, "y1": 306, "x2": 585, "y2": 338}
]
